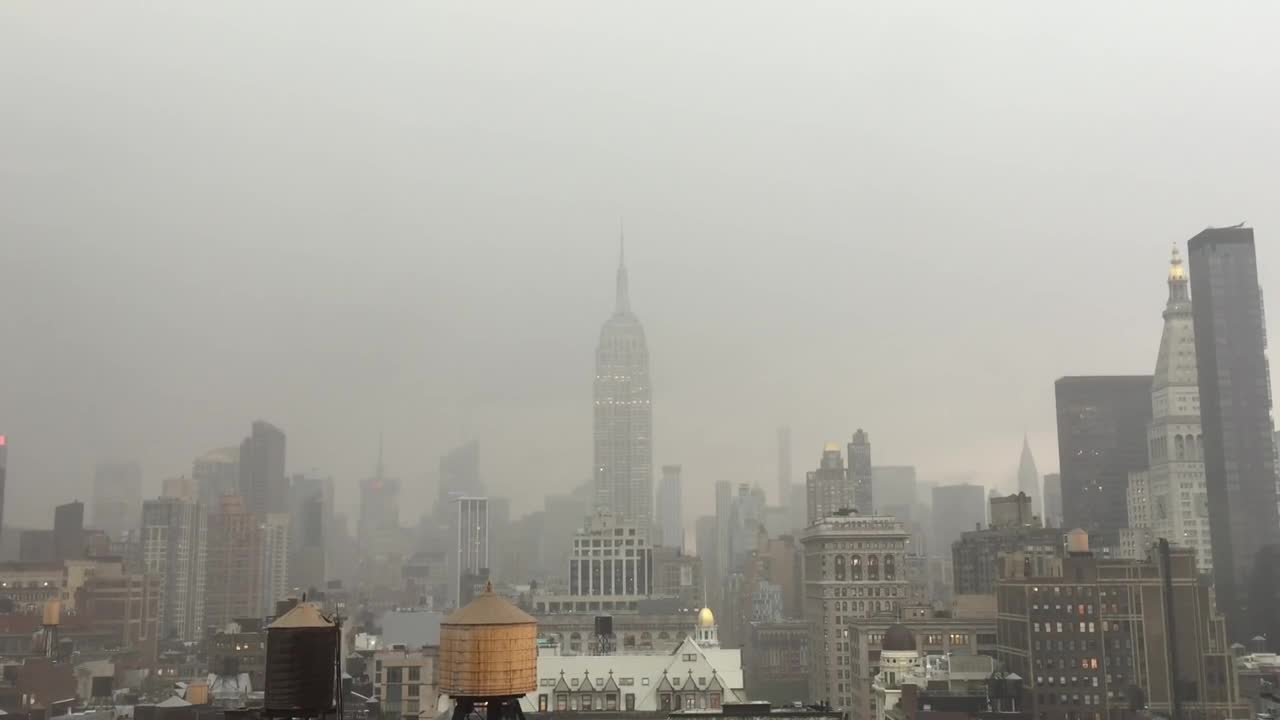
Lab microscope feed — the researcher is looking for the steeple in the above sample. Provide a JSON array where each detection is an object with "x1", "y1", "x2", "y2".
[
  {"x1": 1165, "y1": 242, "x2": 1191, "y2": 316},
  {"x1": 615, "y1": 223, "x2": 631, "y2": 315},
  {"x1": 1017, "y1": 435, "x2": 1040, "y2": 506}
]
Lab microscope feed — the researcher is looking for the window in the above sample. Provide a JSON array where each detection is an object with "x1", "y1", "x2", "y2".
[
  {"x1": 620, "y1": 677, "x2": 634, "y2": 686},
  {"x1": 582, "y1": 695, "x2": 592, "y2": 712},
  {"x1": 626, "y1": 694, "x2": 636, "y2": 711},
  {"x1": 556, "y1": 695, "x2": 568, "y2": 711},
  {"x1": 408, "y1": 667, "x2": 420, "y2": 683},
  {"x1": 539, "y1": 695, "x2": 548, "y2": 712},
  {"x1": 407, "y1": 685, "x2": 419, "y2": 698},
  {"x1": 710, "y1": 694, "x2": 722, "y2": 709},
  {"x1": 642, "y1": 678, "x2": 650, "y2": 686},
  {"x1": 607, "y1": 694, "x2": 618, "y2": 710},
  {"x1": 685, "y1": 695, "x2": 697, "y2": 709},
  {"x1": 386, "y1": 667, "x2": 402, "y2": 684}
]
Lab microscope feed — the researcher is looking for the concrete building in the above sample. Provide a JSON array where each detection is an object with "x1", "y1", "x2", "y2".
[
  {"x1": 929, "y1": 484, "x2": 985, "y2": 561},
  {"x1": 989, "y1": 492, "x2": 1037, "y2": 529},
  {"x1": 372, "y1": 645, "x2": 439, "y2": 720},
  {"x1": 872, "y1": 466, "x2": 917, "y2": 514},
  {"x1": 652, "y1": 545, "x2": 702, "y2": 608},
  {"x1": 1042, "y1": 473, "x2": 1062, "y2": 529},
  {"x1": 358, "y1": 472, "x2": 401, "y2": 558},
  {"x1": 534, "y1": 603, "x2": 705, "y2": 655},
  {"x1": 521, "y1": 612, "x2": 743, "y2": 713},
  {"x1": 1122, "y1": 245, "x2": 1214, "y2": 575},
  {"x1": 871, "y1": 641, "x2": 1000, "y2": 720},
  {"x1": 141, "y1": 495, "x2": 206, "y2": 640},
  {"x1": 593, "y1": 243, "x2": 653, "y2": 529},
  {"x1": 1054, "y1": 376, "x2": 1152, "y2": 550},
  {"x1": 806, "y1": 445, "x2": 853, "y2": 527},
  {"x1": 54, "y1": 501, "x2": 84, "y2": 563},
  {"x1": 288, "y1": 473, "x2": 329, "y2": 592},
  {"x1": 800, "y1": 512, "x2": 910, "y2": 709},
  {"x1": 848, "y1": 430, "x2": 873, "y2": 514},
  {"x1": 259, "y1": 512, "x2": 289, "y2": 616},
  {"x1": 454, "y1": 496, "x2": 489, "y2": 607},
  {"x1": 568, "y1": 511, "x2": 651, "y2": 598},
  {"x1": 996, "y1": 532, "x2": 1248, "y2": 720},
  {"x1": 238, "y1": 420, "x2": 287, "y2": 514},
  {"x1": 952, "y1": 496, "x2": 1063, "y2": 596},
  {"x1": 1187, "y1": 226, "x2": 1280, "y2": 645},
  {"x1": 744, "y1": 619, "x2": 810, "y2": 704},
  {"x1": 657, "y1": 465, "x2": 684, "y2": 550},
  {"x1": 91, "y1": 461, "x2": 142, "y2": 541},
  {"x1": 78, "y1": 566, "x2": 162, "y2": 665},
  {"x1": 204, "y1": 495, "x2": 263, "y2": 628}
]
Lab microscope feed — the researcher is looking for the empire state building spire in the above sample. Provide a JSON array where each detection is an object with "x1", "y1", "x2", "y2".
[{"x1": 616, "y1": 227, "x2": 631, "y2": 315}]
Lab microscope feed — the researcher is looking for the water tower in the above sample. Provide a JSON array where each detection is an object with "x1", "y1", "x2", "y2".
[
  {"x1": 264, "y1": 603, "x2": 341, "y2": 720},
  {"x1": 439, "y1": 583, "x2": 537, "y2": 720}
]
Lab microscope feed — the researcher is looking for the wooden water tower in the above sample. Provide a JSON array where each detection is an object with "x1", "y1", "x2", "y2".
[{"x1": 439, "y1": 583, "x2": 537, "y2": 720}]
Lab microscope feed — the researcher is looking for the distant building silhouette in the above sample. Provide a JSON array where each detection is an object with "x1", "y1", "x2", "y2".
[
  {"x1": 656, "y1": 465, "x2": 683, "y2": 550},
  {"x1": 1016, "y1": 437, "x2": 1040, "y2": 517},
  {"x1": 806, "y1": 444, "x2": 852, "y2": 526},
  {"x1": 239, "y1": 421, "x2": 287, "y2": 514},
  {"x1": 1042, "y1": 473, "x2": 1062, "y2": 528},
  {"x1": 142, "y1": 494, "x2": 206, "y2": 640},
  {"x1": 848, "y1": 429, "x2": 873, "y2": 513},
  {"x1": 54, "y1": 501, "x2": 84, "y2": 563}
]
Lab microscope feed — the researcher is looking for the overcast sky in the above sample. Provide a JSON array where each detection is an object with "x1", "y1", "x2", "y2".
[{"x1": 2, "y1": 2, "x2": 1279, "y2": 525}]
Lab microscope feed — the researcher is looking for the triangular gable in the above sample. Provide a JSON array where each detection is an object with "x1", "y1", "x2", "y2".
[
  {"x1": 602, "y1": 674, "x2": 620, "y2": 693},
  {"x1": 578, "y1": 670, "x2": 593, "y2": 693},
  {"x1": 552, "y1": 674, "x2": 571, "y2": 694},
  {"x1": 655, "y1": 673, "x2": 674, "y2": 693},
  {"x1": 706, "y1": 672, "x2": 724, "y2": 692}
]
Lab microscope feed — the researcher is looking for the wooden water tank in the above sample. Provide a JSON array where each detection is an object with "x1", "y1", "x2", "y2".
[
  {"x1": 264, "y1": 603, "x2": 339, "y2": 715},
  {"x1": 439, "y1": 585, "x2": 537, "y2": 698}
]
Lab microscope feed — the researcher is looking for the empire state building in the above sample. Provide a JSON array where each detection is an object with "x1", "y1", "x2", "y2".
[{"x1": 593, "y1": 243, "x2": 653, "y2": 529}]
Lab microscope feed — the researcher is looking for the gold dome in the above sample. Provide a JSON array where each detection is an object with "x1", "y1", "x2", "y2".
[{"x1": 697, "y1": 607, "x2": 716, "y2": 628}]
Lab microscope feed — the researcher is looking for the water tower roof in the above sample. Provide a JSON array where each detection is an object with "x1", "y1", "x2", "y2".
[
  {"x1": 444, "y1": 586, "x2": 536, "y2": 626},
  {"x1": 269, "y1": 603, "x2": 335, "y2": 629}
]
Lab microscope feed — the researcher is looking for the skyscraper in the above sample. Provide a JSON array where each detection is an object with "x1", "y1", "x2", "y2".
[
  {"x1": 54, "y1": 500, "x2": 84, "y2": 562},
  {"x1": 847, "y1": 429, "x2": 873, "y2": 513},
  {"x1": 1054, "y1": 376, "x2": 1152, "y2": 549},
  {"x1": 204, "y1": 494, "x2": 262, "y2": 629},
  {"x1": 259, "y1": 513, "x2": 290, "y2": 616},
  {"x1": 656, "y1": 465, "x2": 684, "y2": 550},
  {"x1": 1126, "y1": 246, "x2": 1213, "y2": 573},
  {"x1": 1015, "y1": 437, "x2": 1040, "y2": 517},
  {"x1": 238, "y1": 421, "x2": 287, "y2": 514},
  {"x1": 593, "y1": 242, "x2": 653, "y2": 529},
  {"x1": 193, "y1": 447, "x2": 239, "y2": 508},
  {"x1": 929, "y1": 484, "x2": 985, "y2": 559},
  {"x1": 806, "y1": 444, "x2": 852, "y2": 525},
  {"x1": 776, "y1": 426, "x2": 791, "y2": 507},
  {"x1": 1187, "y1": 226, "x2": 1280, "y2": 644},
  {"x1": 1042, "y1": 473, "x2": 1062, "y2": 528},
  {"x1": 454, "y1": 497, "x2": 488, "y2": 606},
  {"x1": 92, "y1": 461, "x2": 143, "y2": 541},
  {"x1": 358, "y1": 457, "x2": 401, "y2": 558},
  {"x1": 437, "y1": 440, "x2": 482, "y2": 516},
  {"x1": 141, "y1": 495, "x2": 206, "y2": 640}
]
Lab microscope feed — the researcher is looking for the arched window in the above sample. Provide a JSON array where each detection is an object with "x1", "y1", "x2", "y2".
[
  {"x1": 868, "y1": 555, "x2": 880, "y2": 581},
  {"x1": 834, "y1": 554, "x2": 846, "y2": 581},
  {"x1": 851, "y1": 555, "x2": 862, "y2": 581},
  {"x1": 1175, "y1": 435, "x2": 1185, "y2": 460},
  {"x1": 884, "y1": 555, "x2": 896, "y2": 581}
]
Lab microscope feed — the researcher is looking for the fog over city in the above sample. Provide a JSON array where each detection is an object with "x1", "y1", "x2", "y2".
[{"x1": 4, "y1": 1, "x2": 1280, "y2": 522}]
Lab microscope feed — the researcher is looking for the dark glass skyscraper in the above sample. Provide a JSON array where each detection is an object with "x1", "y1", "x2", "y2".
[
  {"x1": 1187, "y1": 226, "x2": 1280, "y2": 645},
  {"x1": 1054, "y1": 376, "x2": 1152, "y2": 548},
  {"x1": 239, "y1": 420, "x2": 287, "y2": 513}
]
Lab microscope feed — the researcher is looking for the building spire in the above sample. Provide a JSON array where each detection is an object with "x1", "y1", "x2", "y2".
[
  {"x1": 1166, "y1": 242, "x2": 1190, "y2": 313},
  {"x1": 615, "y1": 222, "x2": 631, "y2": 314}
]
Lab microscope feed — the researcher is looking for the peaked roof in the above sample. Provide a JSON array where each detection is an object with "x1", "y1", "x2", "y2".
[
  {"x1": 269, "y1": 603, "x2": 334, "y2": 629},
  {"x1": 442, "y1": 588, "x2": 535, "y2": 626},
  {"x1": 1016, "y1": 437, "x2": 1039, "y2": 499}
]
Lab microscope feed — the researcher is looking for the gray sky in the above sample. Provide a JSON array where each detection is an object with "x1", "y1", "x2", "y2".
[{"x1": 3, "y1": 2, "x2": 1279, "y2": 523}]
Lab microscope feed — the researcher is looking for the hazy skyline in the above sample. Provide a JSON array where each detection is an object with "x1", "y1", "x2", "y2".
[{"x1": 3, "y1": 2, "x2": 1280, "y2": 522}]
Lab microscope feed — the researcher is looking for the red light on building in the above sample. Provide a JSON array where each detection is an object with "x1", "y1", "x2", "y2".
[{"x1": 0, "y1": 435, "x2": 6, "y2": 446}]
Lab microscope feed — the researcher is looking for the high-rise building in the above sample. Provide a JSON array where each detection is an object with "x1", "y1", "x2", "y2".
[
  {"x1": 713, "y1": 480, "x2": 732, "y2": 610},
  {"x1": 1187, "y1": 226, "x2": 1280, "y2": 645},
  {"x1": 1042, "y1": 473, "x2": 1062, "y2": 528},
  {"x1": 872, "y1": 466, "x2": 917, "y2": 512},
  {"x1": 777, "y1": 425, "x2": 792, "y2": 507},
  {"x1": 1016, "y1": 437, "x2": 1040, "y2": 518},
  {"x1": 141, "y1": 495, "x2": 206, "y2": 640},
  {"x1": 54, "y1": 500, "x2": 84, "y2": 562},
  {"x1": 287, "y1": 472, "x2": 331, "y2": 592},
  {"x1": 91, "y1": 461, "x2": 142, "y2": 541},
  {"x1": 567, "y1": 511, "x2": 652, "y2": 597},
  {"x1": 259, "y1": 513, "x2": 289, "y2": 615},
  {"x1": 238, "y1": 421, "x2": 287, "y2": 514},
  {"x1": 454, "y1": 497, "x2": 488, "y2": 606},
  {"x1": 806, "y1": 444, "x2": 852, "y2": 526},
  {"x1": 800, "y1": 512, "x2": 910, "y2": 709},
  {"x1": 204, "y1": 494, "x2": 263, "y2": 628},
  {"x1": 953, "y1": 494, "x2": 1063, "y2": 596},
  {"x1": 929, "y1": 483, "x2": 985, "y2": 560},
  {"x1": 193, "y1": 447, "x2": 239, "y2": 508},
  {"x1": 436, "y1": 440, "x2": 482, "y2": 518},
  {"x1": 848, "y1": 430, "x2": 873, "y2": 513},
  {"x1": 358, "y1": 471, "x2": 401, "y2": 557},
  {"x1": 656, "y1": 465, "x2": 683, "y2": 550},
  {"x1": 996, "y1": 534, "x2": 1248, "y2": 720},
  {"x1": 593, "y1": 243, "x2": 653, "y2": 529},
  {"x1": 1125, "y1": 246, "x2": 1214, "y2": 574},
  {"x1": 1054, "y1": 376, "x2": 1152, "y2": 549}
]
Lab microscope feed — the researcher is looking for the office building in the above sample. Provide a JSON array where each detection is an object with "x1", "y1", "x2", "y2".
[
  {"x1": 91, "y1": 461, "x2": 142, "y2": 541},
  {"x1": 729, "y1": 483, "x2": 766, "y2": 570},
  {"x1": 54, "y1": 500, "x2": 84, "y2": 562},
  {"x1": 1016, "y1": 438, "x2": 1040, "y2": 518},
  {"x1": 848, "y1": 430, "x2": 874, "y2": 513},
  {"x1": 238, "y1": 421, "x2": 287, "y2": 513},
  {"x1": 1054, "y1": 376, "x2": 1152, "y2": 549},
  {"x1": 204, "y1": 495, "x2": 263, "y2": 628},
  {"x1": 436, "y1": 440, "x2": 482, "y2": 521},
  {"x1": 1188, "y1": 226, "x2": 1280, "y2": 644},
  {"x1": 567, "y1": 510, "x2": 650, "y2": 597},
  {"x1": 953, "y1": 495, "x2": 1063, "y2": 596},
  {"x1": 806, "y1": 444, "x2": 853, "y2": 526},
  {"x1": 744, "y1": 619, "x2": 810, "y2": 704},
  {"x1": 358, "y1": 471, "x2": 401, "y2": 558},
  {"x1": 657, "y1": 465, "x2": 684, "y2": 550},
  {"x1": 996, "y1": 533, "x2": 1248, "y2": 720},
  {"x1": 372, "y1": 646, "x2": 439, "y2": 719},
  {"x1": 652, "y1": 545, "x2": 702, "y2": 608},
  {"x1": 454, "y1": 496, "x2": 488, "y2": 606},
  {"x1": 929, "y1": 484, "x2": 985, "y2": 560},
  {"x1": 1121, "y1": 245, "x2": 1215, "y2": 575},
  {"x1": 1042, "y1": 473, "x2": 1062, "y2": 528},
  {"x1": 872, "y1": 466, "x2": 917, "y2": 514},
  {"x1": 593, "y1": 242, "x2": 654, "y2": 529},
  {"x1": 259, "y1": 512, "x2": 289, "y2": 615},
  {"x1": 713, "y1": 481, "x2": 732, "y2": 610},
  {"x1": 288, "y1": 472, "x2": 331, "y2": 592},
  {"x1": 800, "y1": 512, "x2": 910, "y2": 709},
  {"x1": 777, "y1": 425, "x2": 792, "y2": 507},
  {"x1": 141, "y1": 495, "x2": 206, "y2": 640},
  {"x1": 193, "y1": 447, "x2": 239, "y2": 508}
]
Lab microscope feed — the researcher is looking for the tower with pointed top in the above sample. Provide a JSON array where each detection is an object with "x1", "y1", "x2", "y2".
[
  {"x1": 1016, "y1": 437, "x2": 1040, "y2": 517},
  {"x1": 593, "y1": 238, "x2": 654, "y2": 531},
  {"x1": 1126, "y1": 244, "x2": 1213, "y2": 573}
]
